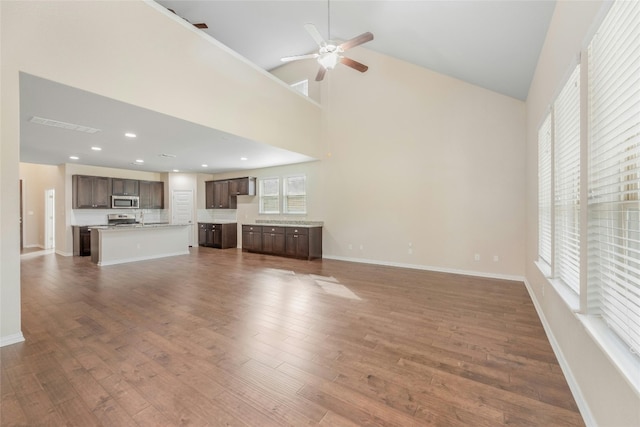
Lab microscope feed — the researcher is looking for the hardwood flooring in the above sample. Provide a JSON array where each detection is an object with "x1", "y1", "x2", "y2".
[{"x1": 1, "y1": 248, "x2": 584, "y2": 426}]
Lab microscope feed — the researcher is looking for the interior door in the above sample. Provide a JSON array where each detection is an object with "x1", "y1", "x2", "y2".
[
  {"x1": 44, "y1": 188, "x2": 55, "y2": 250},
  {"x1": 171, "y1": 190, "x2": 194, "y2": 246}
]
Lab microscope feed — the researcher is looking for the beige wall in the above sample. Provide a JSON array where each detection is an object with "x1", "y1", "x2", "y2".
[
  {"x1": 269, "y1": 47, "x2": 527, "y2": 279},
  {"x1": 0, "y1": 0, "x2": 320, "y2": 345},
  {"x1": 525, "y1": 1, "x2": 640, "y2": 425}
]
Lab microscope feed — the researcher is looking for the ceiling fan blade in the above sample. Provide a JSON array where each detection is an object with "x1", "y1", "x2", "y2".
[
  {"x1": 339, "y1": 32, "x2": 374, "y2": 51},
  {"x1": 304, "y1": 23, "x2": 326, "y2": 47},
  {"x1": 193, "y1": 23, "x2": 208, "y2": 29},
  {"x1": 281, "y1": 53, "x2": 319, "y2": 63},
  {"x1": 340, "y1": 57, "x2": 369, "y2": 73},
  {"x1": 315, "y1": 66, "x2": 327, "y2": 81}
]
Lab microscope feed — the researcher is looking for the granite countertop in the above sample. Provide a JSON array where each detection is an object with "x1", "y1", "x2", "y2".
[
  {"x1": 245, "y1": 220, "x2": 324, "y2": 228},
  {"x1": 197, "y1": 220, "x2": 238, "y2": 224}
]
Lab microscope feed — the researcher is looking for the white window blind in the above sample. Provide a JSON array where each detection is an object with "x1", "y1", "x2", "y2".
[
  {"x1": 283, "y1": 175, "x2": 307, "y2": 214},
  {"x1": 539, "y1": 114, "x2": 553, "y2": 266},
  {"x1": 588, "y1": 0, "x2": 640, "y2": 354},
  {"x1": 259, "y1": 177, "x2": 280, "y2": 214},
  {"x1": 554, "y1": 65, "x2": 581, "y2": 293}
]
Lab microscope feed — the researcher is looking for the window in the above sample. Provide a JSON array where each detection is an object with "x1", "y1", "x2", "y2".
[
  {"x1": 259, "y1": 177, "x2": 280, "y2": 214},
  {"x1": 554, "y1": 65, "x2": 581, "y2": 293},
  {"x1": 587, "y1": 0, "x2": 640, "y2": 355},
  {"x1": 291, "y1": 80, "x2": 309, "y2": 96},
  {"x1": 283, "y1": 175, "x2": 307, "y2": 214},
  {"x1": 538, "y1": 114, "x2": 553, "y2": 268}
]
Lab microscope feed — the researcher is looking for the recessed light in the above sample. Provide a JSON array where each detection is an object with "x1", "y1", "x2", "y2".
[
  {"x1": 240, "y1": 157, "x2": 248, "y2": 161},
  {"x1": 69, "y1": 156, "x2": 79, "y2": 160},
  {"x1": 172, "y1": 169, "x2": 179, "y2": 173},
  {"x1": 91, "y1": 146, "x2": 102, "y2": 151},
  {"x1": 135, "y1": 159, "x2": 144, "y2": 163},
  {"x1": 125, "y1": 132, "x2": 137, "y2": 138},
  {"x1": 202, "y1": 164, "x2": 208, "y2": 167}
]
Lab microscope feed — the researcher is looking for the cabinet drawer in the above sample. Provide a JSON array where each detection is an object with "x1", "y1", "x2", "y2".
[
  {"x1": 285, "y1": 227, "x2": 308, "y2": 235},
  {"x1": 242, "y1": 225, "x2": 262, "y2": 233},
  {"x1": 262, "y1": 226, "x2": 284, "y2": 234}
]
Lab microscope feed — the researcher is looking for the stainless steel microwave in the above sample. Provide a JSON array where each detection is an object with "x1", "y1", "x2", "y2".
[{"x1": 111, "y1": 195, "x2": 139, "y2": 209}]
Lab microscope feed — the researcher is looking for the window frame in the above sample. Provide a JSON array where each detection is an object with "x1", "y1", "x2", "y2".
[{"x1": 258, "y1": 177, "x2": 280, "y2": 214}]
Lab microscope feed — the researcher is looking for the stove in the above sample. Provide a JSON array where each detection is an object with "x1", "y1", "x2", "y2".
[{"x1": 107, "y1": 213, "x2": 138, "y2": 226}]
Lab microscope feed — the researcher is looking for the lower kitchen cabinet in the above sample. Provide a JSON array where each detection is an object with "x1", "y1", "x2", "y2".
[
  {"x1": 241, "y1": 225, "x2": 263, "y2": 252},
  {"x1": 198, "y1": 223, "x2": 237, "y2": 249},
  {"x1": 262, "y1": 226, "x2": 286, "y2": 256},
  {"x1": 72, "y1": 226, "x2": 92, "y2": 256},
  {"x1": 242, "y1": 224, "x2": 322, "y2": 260}
]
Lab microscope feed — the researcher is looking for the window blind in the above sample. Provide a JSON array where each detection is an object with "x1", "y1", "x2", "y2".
[
  {"x1": 259, "y1": 177, "x2": 280, "y2": 214},
  {"x1": 588, "y1": 0, "x2": 640, "y2": 354},
  {"x1": 554, "y1": 65, "x2": 581, "y2": 293},
  {"x1": 539, "y1": 114, "x2": 553, "y2": 266},
  {"x1": 284, "y1": 175, "x2": 307, "y2": 214}
]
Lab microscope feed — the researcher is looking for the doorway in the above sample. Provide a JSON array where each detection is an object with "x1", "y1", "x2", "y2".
[{"x1": 44, "y1": 189, "x2": 55, "y2": 250}]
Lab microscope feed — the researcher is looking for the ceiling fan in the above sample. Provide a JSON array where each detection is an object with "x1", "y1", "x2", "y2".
[
  {"x1": 280, "y1": 2, "x2": 373, "y2": 81},
  {"x1": 167, "y1": 8, "x2": 208, "y2": 29}
]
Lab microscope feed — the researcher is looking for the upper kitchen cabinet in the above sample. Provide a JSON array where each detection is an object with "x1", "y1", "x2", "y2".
[
  {"x1": 205, "y1": 177, "x2": 256, "y2": 209},
  {"x1": 111, "y1": 178, "x2": 139, "y2": 196},
  {"x1": 139, "y1": 180, "x2": 164, "y2": 209},
  {"x1": 72, "y1": 175, "x2": 110, "y2": 209},
  {"x1": 228, "y1": 177, "x2": 256, "y2": 196},
  {"x1": 205, "y1": 180, "x2": 236, "y2": 209}
]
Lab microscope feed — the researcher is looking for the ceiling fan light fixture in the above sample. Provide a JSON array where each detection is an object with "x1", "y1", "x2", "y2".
[{"x1": 318, "y1": 52, "x2": 339, "y2": 69}]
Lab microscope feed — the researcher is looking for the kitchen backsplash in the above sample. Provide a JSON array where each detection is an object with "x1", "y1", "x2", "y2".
[
  {"x1": 197, "y1": 209, "x2": 237, "y2": 223},
  {"x1": 71, "y1": 209, "x2": 169, "y2": 225}
]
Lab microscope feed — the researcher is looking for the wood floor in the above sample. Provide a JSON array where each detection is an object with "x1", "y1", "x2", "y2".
[{"x1": 1, "y1": 248, "x2": 584, "y2": 426}]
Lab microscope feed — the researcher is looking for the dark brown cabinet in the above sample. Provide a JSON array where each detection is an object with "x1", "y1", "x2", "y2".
[
  {"x1": 229, "y1": 177, "x2": 256, "y2": 196},
  {"x1": 205, "y1": 177, "x2": 256, "y2": 209},
  {"x1": 205, "y1": 181, "x2": 234, "y2": 209},
  {"x1": 242, "y1": 224, "x2": 322, "y2": 260},
  {"x1": 262, "y1": 226, "x2": 286, "y2": 256},
  {"x1": 241, "y1": 225, "x2": 263, "y2": 252},
  {"x1": 111, "y1": 178, "x2": 139, "y2": 196},
  {"x1": 139, "y1": 181, "x2": 164, "y2": 209},
  {"x1": 72, "y1": 175, "x2": 110, "y2": 209},
  {"x1": 72, "y1": 226, "x2": 91, "y2": 256},
  {"x1": 198, "y1": 223, "x2": 237, "y2": 249},
  {"x1": 285, "y1": 227, "x2": 310, "y2": 258}
]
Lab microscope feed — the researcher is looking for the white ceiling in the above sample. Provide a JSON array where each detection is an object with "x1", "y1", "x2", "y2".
[
  {"x1": 20, "y1": 73, "x2": 315, "y2": 174},
  {"x1": 20, "y1": 1, "x2": 556, "y2": 174},
  {"x1": 156, "y1": 0, "x2": 556, "y2": 100}
]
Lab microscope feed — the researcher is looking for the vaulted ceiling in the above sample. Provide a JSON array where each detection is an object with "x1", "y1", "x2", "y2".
[{"x1": 156, "y1": 0, "x2": 556, "y2": 101}]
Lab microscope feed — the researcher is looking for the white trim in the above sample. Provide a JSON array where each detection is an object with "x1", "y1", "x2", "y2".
[
  {"x1": 323, "y1": 255, "x2": 525, "y2": 283},
  {"x1": 0, "y1": 332, "x2": 25, "y2": 348},
  {"x1": 56, "y1": 250, "x2": 73, "y2": 257},
  {"x1": 523, "y1": 278, "x2": 596, "y2": 427}
]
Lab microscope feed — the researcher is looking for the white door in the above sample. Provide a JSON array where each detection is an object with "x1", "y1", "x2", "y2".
[
  {"x1": 44, "y1": 189, "x2": 55, "y2": 250},
  {"x1": 172, "y1": 190, "x2": 194, "y2": 246}
]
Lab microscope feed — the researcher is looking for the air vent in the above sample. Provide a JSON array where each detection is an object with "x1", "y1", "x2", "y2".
[
  {"x1": 159, "y1": 153, "x2": 176, "y2": 158},
  {"x1": 29, "y1": 116, "x2": 100, "y2": 134}
]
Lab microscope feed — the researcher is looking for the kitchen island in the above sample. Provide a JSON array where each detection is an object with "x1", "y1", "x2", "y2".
[{"x1": 90, "y1": 224, "x2": 190, "y2": 266}]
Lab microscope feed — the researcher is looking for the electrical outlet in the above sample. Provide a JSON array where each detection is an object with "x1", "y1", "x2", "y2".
[
  {"x1": 408, "y1": 248, "x2": 413, "y2": 255},
  {"x1": 493, "y1": 255, "x2": 499, "y2": 262},
  {"x1": 474, "y1": 253, "x2": 480, "y2": 262},
  {"x1": 348, "y1": 243, "x2": 353, "y2": 250},
  {"x1": 359, "y1": 244, "x2": 364, "y2": 250}
]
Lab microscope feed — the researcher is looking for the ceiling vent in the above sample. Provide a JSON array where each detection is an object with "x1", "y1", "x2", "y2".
[{"x1": 29, "y1": 116, "x2": 100, "y2": 134}]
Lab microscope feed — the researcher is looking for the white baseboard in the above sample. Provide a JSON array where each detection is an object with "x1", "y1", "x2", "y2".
[
  {"x1": 522, "y1": 278, "x2": 596, "y2": 427},
  {"x1": 56, "y1": 249, "x2": 73, "y2": 257},
  {"x1": 323, "y1": 255, "x2": 525, "y2": 283},
  {"x1": 0, "y1": 332, "x2": 25, "y2": 347}
]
